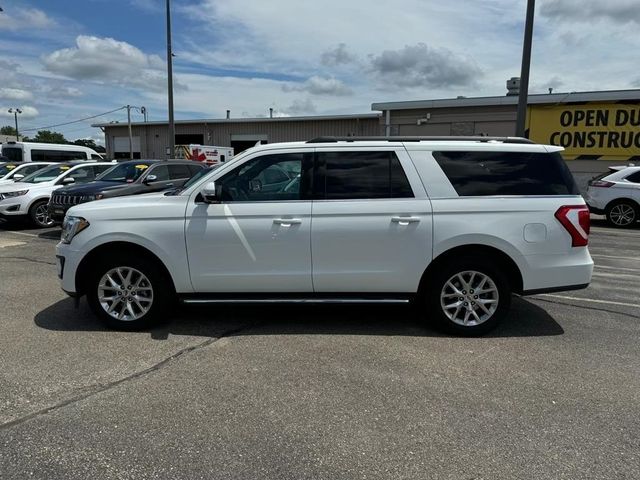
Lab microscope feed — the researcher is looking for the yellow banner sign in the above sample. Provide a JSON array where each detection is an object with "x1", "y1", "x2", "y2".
[{"x1": 527, "y1": 103, "x2": 640, "y2": 159}]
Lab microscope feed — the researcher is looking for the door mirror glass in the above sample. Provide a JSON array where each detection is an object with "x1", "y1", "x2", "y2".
[
  {"x1": 144, "y1": 174, "x2": 158, "y2": 184},
  {"x1": 201, "y1": 181, "x2": 220, "y2": 203}
]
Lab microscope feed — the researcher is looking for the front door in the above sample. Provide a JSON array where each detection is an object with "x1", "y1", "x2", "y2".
[{"x1": 185, "y1": 151, "x2": 313, "y2": 293}]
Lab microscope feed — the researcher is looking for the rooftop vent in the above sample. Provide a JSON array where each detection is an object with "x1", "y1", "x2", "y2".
[{"x1": 506, "y1": 77, "x2": 520, "y2": 96}]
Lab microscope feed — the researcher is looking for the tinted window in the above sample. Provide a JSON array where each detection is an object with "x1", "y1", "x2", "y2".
[
  {"x1": 15, "y1": 164, "x2": 45, "y2": 177},
  {"x1": 98, "y1": 163, "x2": 150, "y2": 183},
  {"x1": 433, "y1": 151, "x2": 579, "y2": 196},
  {"x1": 187, "y1": 164, "x2": 203, "y2": 177},
  {"x1": 625, "y1": 171, "x2": 640, "y2": 183},
  {"x1": 149, "y1": 165, "x2": 169, "y2": 181},
  {"x1": 31, "y1": 149, "x2": 87, "y2": 162},
  {"x1": 168, "y1": 164, "x2": 191, "y2": 180},
  {"x1": 320, "y1": 151, "x2": 413, "y2": 200},
  {"x1": 2, "y1": 147, "x2": 22, "y2": 162},
  {"x1": 0, "y1": 163, "x2": 19, "y2": 176},
  {"x1": 218, "y1": 153, "x2": 305, "y2": 202},
  {"x1": 91, "y1": 154, "x2": 103, "y2": 160}
]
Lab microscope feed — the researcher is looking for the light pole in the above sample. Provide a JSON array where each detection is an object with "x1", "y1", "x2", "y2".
[
  {"x1": 515, "y1": 0, "x2": 535, "y2": 138},
  {"x1": 126, "y1": 104, "x2": 133, "y2": 160},
  {"x1": 166, "y1": 0, "x2": 175, "y2": 159},
  {"x1": 8, "y1": 108, "x2": 22, "y2": 141}
]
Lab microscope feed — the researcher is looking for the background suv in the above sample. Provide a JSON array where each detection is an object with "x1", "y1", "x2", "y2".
[
  {"x1": 0, "y1": 162, "x2": 114, "y2": 227},
  {"x1": 56, "y1": 137, "x2": 593, "y2": 336},
  {"x1": 48, "y1": 160, "x2": 206, "y2": 222},
  {"x1": 0, "y1": 162, "x2": 53, "y2": 186},
  {"x1": 585, "y1": 165, "x2": 640, "y2": 227}
]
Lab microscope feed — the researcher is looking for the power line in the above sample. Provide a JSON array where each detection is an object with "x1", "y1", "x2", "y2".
[{"x1": 20, "y1": 106, "x2": 127, "y2": 133}]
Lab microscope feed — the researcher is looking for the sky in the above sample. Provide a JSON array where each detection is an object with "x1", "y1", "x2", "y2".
[{"x1": 0, "y1": 0, "x2": 638, "y2": 145}]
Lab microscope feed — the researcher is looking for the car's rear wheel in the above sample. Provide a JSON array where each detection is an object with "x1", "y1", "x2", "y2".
[
  {"x1": 29, "y1": 200, "x2": 55, "y2": 228},
  {"x1": 423, "y1": 257, "x2": 511, "y2": 336},
  {"x1": 86, "y1": 254, "x2": 172, "y2": 330},
  {"x1": 606, "y1": 200, "x2": 637, "y2": 228}
]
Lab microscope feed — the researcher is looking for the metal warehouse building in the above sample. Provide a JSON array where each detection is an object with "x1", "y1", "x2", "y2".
[
  {"x1": 374, "y1": 88, "x2": 640, "y2": 163},
  {"x1": 94, "y1": 113, "x2": 381, "y2": 159},
  {"x1": 95, "y1": 88, "x2": 640, "y2": 167}
]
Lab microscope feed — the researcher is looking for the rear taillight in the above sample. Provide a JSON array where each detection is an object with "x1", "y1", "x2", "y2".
[
  {"x1": 555, "y1": 205, "x2": 590, "y2": 247},
  {"x1": 589, "y1": 180, "x2": 614, "y2": 187}
]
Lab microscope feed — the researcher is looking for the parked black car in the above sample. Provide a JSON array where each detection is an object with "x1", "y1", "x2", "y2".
[{"x1": 48, "y1": 160, "x2": 206, "y2": 221}]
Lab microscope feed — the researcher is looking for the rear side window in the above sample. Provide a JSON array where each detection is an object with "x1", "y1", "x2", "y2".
[
  {"x1": 31, "y1": 150, "x2": 87, "y2": 162},
  {"x1": 2, "y1": 147, "x2": 22, "y2": 162},
  {"x1": 625, "y1": 171, "x2": 640, "y2": 183},
  {"x1": 319, "y1": 151, "x2": 414, "y2": 200},
  {"x1": 433, "y1": 151, "x2": 579, "y2": 196}
]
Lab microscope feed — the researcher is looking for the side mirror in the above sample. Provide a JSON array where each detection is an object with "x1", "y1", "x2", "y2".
[
  {"x1": 144, "y1": 174, "x2": 158, "y2": 184},
  {"x1": 62, "y1": 177, "x2": 75, "y2": 184},
  {"x1": 201, "y1": 181, "x2": 221, "y2": 203},
  {"x1": 12, "y1": 174, "x2": 24, "y2": 181}
]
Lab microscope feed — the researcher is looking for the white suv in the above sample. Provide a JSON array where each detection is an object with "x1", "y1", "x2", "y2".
[
  {"x1": 56, "y1": 137, "x2": 593, "y2": 335},
  {"x1": 585, "y1": 166, "x2": 640, "y2": 227}
]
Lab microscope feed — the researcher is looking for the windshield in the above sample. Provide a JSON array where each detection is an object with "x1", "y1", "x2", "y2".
[
  {"x1": 1, "y1": 147, "x2": 23, "y2": 162},
  {"x1": 20, "y1": 164, "x2": 72, "y2": 183},
  {"x1": 0, "y1": 163, "x2": 19, "y2": 177},
  {"x1": 96, "y1": 162, "x2": 151, "y2": 183}
]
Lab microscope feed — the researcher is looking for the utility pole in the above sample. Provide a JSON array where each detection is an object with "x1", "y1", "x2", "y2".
[
  {"x1": 8, "y1": 108, "x2": 21, "y2": 141},
  {"x1": 127, "y1": 104, "x2": 133, "y2": 160},
  {"x1": 166, "y1": 0, "x2": 175, "y2": 159},
  {"x1": 515, "y1": 0, "x2": 535, "y2": 138}
]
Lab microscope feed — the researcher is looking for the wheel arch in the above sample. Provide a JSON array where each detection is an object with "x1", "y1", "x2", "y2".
[
  {"x1": 605, "y1": 197, "x2": 640, "y2": 211},
  {"x1": 75, "y1": 241, "x2": 177, "y2": 296},
  {"x1": 419, "y1": 244, "x2": 524, "y2": 295}
]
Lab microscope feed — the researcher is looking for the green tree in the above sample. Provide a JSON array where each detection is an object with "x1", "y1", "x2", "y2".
[
  {"x1": 72, "y1": 138, "x2": 98, "y2": 149},
  {"x1": 1, "y1": 125, "x2": 18, "y2": 136},
  {"x1": 31, "y1": 130, "x2": 68, "y2": 144}
]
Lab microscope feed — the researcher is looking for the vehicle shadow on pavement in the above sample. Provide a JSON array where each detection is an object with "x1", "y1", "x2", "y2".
[{"x1": 34, "y1": 295, "x2": 564, "y2": 339}]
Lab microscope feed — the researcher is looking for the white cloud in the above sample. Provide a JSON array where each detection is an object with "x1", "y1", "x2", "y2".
[
  {"x1": 0, "y1": 7, "x2": 55, "y2": 31},
  {"x1": 0, "y1": 88, "x2": 33, "y2": 101},
  {"x1": 539, "y1": 0, "x2": 640, "y2": 25},
  {"x1": 283, "y1": 76, "x2": 353, "y2": 96},
  {"x1": 0, "y1": 106, "x2": 39, "y2": 120},
  {"x1": 321, "y1": 44, "x2": 359, "y2": 67},
  {"x1": 42, "y1": 36, "x2": 168, "y2": 91}
]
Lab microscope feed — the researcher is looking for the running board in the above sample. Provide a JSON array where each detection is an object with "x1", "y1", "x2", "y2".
[{"x1": 180, "y1": 295, "x2": 412, "y2": 305}]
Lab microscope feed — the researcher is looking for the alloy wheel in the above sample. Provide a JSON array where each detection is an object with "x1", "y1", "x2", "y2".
[
  {"x1": 98, "y1": 267, "x2": 154, "y2": 321},
  {"x1": 440, "y1": 270, "x2": 499, "y2": 326},
  {"x1": 609, "y1": 204, "x2": 636, "y2": 226},
  {"x1": 34, "y1": 204, "x2": 54, "y2": 227}
]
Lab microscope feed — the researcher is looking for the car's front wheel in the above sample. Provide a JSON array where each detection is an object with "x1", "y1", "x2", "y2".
[
  {"x1": 423, "y1": 257, "x2": 511, "y2": 336},
  {"x1": 86, "y1": 255, "x2": 173, "y2": 330},
  {"x1": 606, "y1": 200, "x2": 637, "y2": 228},
  {"x1": 29, "y1": 200, "x2": 55, "y2": 228}
]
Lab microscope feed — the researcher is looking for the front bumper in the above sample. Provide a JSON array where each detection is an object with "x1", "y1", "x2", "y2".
[
  {"x1": 48, "y1": 203, "x2": 70, "y2": 222},
  {"x1": 56, "y1": 242, "x2": 84, "y2": 295},
  {"x1": 0, "y1": 201, "x2": 27, "y2": 217}
]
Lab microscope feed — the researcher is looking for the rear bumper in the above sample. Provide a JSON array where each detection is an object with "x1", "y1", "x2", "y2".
[{"x1": 521, "y1": 283, "x2": 589, "y2": 296}]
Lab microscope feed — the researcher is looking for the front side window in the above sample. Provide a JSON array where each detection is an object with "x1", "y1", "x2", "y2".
[
  {"x1": 65, "y1": 166, "x2": 97, "y2": 184},
  {"x1": 433, "y1": 151, "x2": 580, "y2": 196},
  {"x1": 168, "y1": 164, "x2": 191, "y2": 180},
  {"x1": 319, "y1": 151, "x2": 414, "y2": 200},
  {"x1": 148, "y1": 165, "x2": 169, "y2": 181},
  {"x1": 0, "y1": 163, "x2": 19, "y2": 177},
  {"x1": 217, "y1": 153, "x2": 306, "y2": 202}
]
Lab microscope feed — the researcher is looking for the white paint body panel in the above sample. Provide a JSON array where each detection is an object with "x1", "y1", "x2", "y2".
[
  {"x1": 584, "y1": 166, "x2": 640, "y2": 211},
  {"x1": 57, "y1": 140, "x2": 593, "y2": 297}
]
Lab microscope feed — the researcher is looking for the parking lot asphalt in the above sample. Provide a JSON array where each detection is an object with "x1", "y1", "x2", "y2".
[{"x1": 0, "y1": 219, "x2": 639, "y2": 479}]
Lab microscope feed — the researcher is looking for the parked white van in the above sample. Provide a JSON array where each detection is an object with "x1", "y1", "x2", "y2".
[{"x1": 0, "y1": 142, "x2": 103, "y2": 163}]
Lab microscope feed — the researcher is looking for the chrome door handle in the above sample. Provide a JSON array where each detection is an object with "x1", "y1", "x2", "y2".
[
  {"x1": 391, "y1": 216, "x2": 421, "y2": 225},
  {"x1": 273, "y1": 218, "x2": 302, "y2": 226}
]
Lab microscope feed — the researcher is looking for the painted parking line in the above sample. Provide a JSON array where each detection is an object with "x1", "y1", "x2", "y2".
[
  {"x1": 537, "y1": 294, "x2": 640, "y2": 309},
  {"x1": 0, "y1": 239, "x2": 26, "y2": 248},
  {"x1": 595, "y1": 264, "x2": 640, "y2": 274},
  {"x1": 591, "y1": 254, "x2": 640, "y2": 261}
]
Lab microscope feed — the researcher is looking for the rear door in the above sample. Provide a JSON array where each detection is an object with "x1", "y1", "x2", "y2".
[{"x1": 311, "y1": 148, "x2": 432, "y2": 293}]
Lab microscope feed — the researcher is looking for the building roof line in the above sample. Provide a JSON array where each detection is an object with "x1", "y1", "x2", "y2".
[
  {"x1": 371, "y1": 89, "x2": 640, "y2": 111},
  {"x1": 93, "y1": 113, "x2": 380, "y2": 128}
]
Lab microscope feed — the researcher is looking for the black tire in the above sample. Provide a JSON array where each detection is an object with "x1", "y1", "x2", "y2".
[
  {"x1": 28, "y1": 200, "x2": 55, "y2": 228},
  {"x1": 86, "y1": 253, "x2": 174, "y2": 330},
  {"x1": 422, "y1": 257, "x2": 511, "y2": 336},
  {"x1": 605, "y1": 200, "x2": 638, "y2": 228}
]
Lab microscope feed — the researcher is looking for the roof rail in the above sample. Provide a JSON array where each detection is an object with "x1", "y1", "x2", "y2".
[{"x1": 306, "y1": 136, "x2": 535, "y2": 144}]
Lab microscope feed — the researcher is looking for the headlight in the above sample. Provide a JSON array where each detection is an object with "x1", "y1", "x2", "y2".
[
  {"x1": 0, "y1": 190, "x2": 28, "y2": 200},
  {"x1": 61, "y1": 216, "x2": 90, "y2": 244}
]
